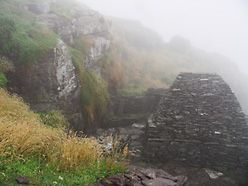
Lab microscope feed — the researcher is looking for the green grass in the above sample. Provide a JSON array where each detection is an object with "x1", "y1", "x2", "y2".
[
  {"x1": 116, "y1": 87, "x2": 147, "y2": 97},
  {"x1": 0, "y1": 156, "x2": 126, "y2": 185},
  {"x1": 0, "y1": 73, "x2": 7, "y2": 87},
  {"x1": 0, "y1": 1, "x2": 59, "y2": 67}
]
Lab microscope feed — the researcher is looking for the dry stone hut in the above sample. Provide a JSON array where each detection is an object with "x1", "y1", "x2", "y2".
[{"x1": 145, "y1": 73, "x2": 248, "y2": 169}]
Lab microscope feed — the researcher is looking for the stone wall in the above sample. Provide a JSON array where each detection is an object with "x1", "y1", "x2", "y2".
[
  {"x1": 99, "y1": 89, "x2": 167, "y2": 155},
  {"x1": 145, "y1": 73, "x2": 248, "y2": 169}
]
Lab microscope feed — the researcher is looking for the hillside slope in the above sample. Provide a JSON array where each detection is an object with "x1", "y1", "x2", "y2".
[
  {"x1": 0, "y1": 0, "x2": 247, "y2": 135},
  {"x1": 106, "y1": 17, "x2": 248, "y2": 113},
  {"x1": 1, "y1": 0, "x2": 112, "y2": 132}
]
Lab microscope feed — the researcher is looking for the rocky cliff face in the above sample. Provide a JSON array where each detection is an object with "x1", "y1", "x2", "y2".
[
  {"x1": 24, "y1": 1, "x2": 110, "y2": 76},
  {"x1": 84, "y1": 36, "x2": 110, "y2": 75},
  {"x1": 8, "y1": 1, "x2": 112, "y2": 131},
  {"x1": 34, "y1": 1, "x2": 110, "y2": 70},
  {"x1": 8, "y1": 39, "x2": 84, "y2": 129}
]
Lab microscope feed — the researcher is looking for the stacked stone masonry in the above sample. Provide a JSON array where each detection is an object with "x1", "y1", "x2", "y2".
[{"x1": 145, "y1": 73, "x2": 248, "y2": 169}]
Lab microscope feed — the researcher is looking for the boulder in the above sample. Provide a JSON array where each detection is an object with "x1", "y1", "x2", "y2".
[{"x1": 15, "y1": 175, "x2": 29, "y2": 184}]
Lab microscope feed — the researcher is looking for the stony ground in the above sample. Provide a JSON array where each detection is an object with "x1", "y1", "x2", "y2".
[{"x1": 134, "y1": 161, "x2": 248, "y2": 186}]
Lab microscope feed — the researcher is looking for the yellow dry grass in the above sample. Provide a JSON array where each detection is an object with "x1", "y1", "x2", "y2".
[{"x1": 0, "y1": 88, "x2": 119, "y2": 171}]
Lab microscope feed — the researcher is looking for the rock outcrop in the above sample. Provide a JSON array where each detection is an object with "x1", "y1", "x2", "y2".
[
  {"x1": 34, "y1": 1, "x2": 110, "y2": 73},
  {"x1": 22, "y1": 0, "x2": 110, "y2": 76},
  {"x1": 32, "y1": 2, "x2": 108, "y2": 42},
  {"x1": 8, "y1": 39, "x2": 84, "y2": 130},
  {"x1": 11, "y1": 1, "x2": 112, "y2": 130},
  {"x1": 84, "y1": 36, "x2": 110, "y2": 75},
  {"x1": 145, "y1": 73, "x2": 248, "y2": 169}
]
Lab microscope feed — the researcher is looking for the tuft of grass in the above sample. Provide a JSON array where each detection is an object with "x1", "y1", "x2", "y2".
[
  {"x1": 37, "y1": 109, "x2": 69, "y2": 129},
  {"x1": 0, "y1": 88, "x2": 129, "y2": 185}
]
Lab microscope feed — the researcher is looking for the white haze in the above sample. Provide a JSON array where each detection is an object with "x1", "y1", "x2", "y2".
[{"x1": 79, "y1": 0, "x2": 248, "y2": 75}]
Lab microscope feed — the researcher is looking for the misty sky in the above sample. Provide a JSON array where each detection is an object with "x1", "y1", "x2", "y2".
[{"x1": 79, "y1": 0, "x2": 248, "y2": 74}]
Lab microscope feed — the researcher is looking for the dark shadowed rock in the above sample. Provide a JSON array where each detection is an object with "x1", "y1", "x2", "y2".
[
  {"x1": 175, "y1": 175, "x2": 188, "y2": 186},
  {"x1": 15, "y1": 175, "x2": 29, "y2": 184}
]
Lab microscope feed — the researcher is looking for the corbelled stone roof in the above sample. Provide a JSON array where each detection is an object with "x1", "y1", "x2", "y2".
[{"x1": 145, "y1": 72, "x2": 248, "y2": 169}]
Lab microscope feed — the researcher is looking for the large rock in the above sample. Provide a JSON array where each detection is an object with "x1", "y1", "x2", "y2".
[
  {"x1": 7, "y1": 39, "x2": 84, "y2": 130},
  {"x1": 34, "y1": 2, "x2": 111, "y2": 76},
  {"x1": 70, "y1": 6, "x2": 108, "y2": 36},
  {"x1": 15, "y1": 175, "x2": 29, "y2": 184},
  {"x1": 55, "y1": 40, "x2": 78, "y2": 98},
  {"x1": 84, "y1": 36, "x2": 110, "y2": 75},
  {"x1": 35, "y1": 3, "x2": 109, "y2": 46}
]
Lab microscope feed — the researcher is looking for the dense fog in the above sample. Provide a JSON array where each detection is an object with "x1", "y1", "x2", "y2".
[{"x1": 80, "y1": 0, "x2": 248, "y2": 75}]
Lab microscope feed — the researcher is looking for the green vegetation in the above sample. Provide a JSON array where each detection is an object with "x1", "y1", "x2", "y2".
[
  {"x1": 0, "y1": 88, "x2": 129, "y2": 185},
  {"x1": 0, "y1": 73, "x2": 7, "y2": 87},
  {"x1": 37, "y1": 109, "x2": 69, "y2": 129},
  {"x1": 69, "y1": 46, "x2": 109, "y2": 122},
  {"x1": 0, "y1": 1, "x2": 59, "y2": 67},
  {"x1": 0, "y1": 0, "x2": 109, "y2": 121},
  {"x1": 0, "y1": 56, "x2": 14, "y2": 87},
  {"x1": 0, "y1": 156, "x2": 126, "y2": 185}
]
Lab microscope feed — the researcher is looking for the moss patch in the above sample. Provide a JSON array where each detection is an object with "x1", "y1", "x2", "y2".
[{"x1": 68, "y1": 47, "x2": 109, "y2": 122}]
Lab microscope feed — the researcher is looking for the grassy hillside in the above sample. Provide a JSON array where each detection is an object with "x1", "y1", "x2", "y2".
[{"x1": 0, "y1": 88, "x2": 128, "y2": 185}]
